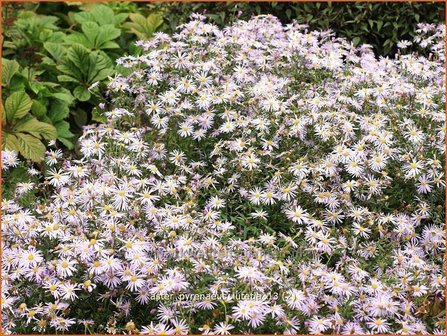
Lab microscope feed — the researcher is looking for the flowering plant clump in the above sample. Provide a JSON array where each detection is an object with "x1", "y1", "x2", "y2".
[{"x1": 2, "y1": 15, "x2": 445, "y2": 334}]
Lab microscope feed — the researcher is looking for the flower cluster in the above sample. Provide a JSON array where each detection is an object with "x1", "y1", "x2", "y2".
[{"x1": 2, "y1": 15, "x2": 445, "y2": 334}]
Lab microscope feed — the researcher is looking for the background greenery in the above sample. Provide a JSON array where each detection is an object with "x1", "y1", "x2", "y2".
[
  {"x1": 152, "y1": 2, "x2": 445, "y2": 56},
  {"x1": 2, "y1": 1, "x2": 445, "y2": 163}
]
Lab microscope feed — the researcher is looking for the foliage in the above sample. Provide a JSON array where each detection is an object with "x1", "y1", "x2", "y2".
[
  {"x1": 148, "y1": 1, "x2": 444, "y2": 56},
  {"x1": 123, "y1": 13, "x2": 164, "y2": 40},
  {"x1": 2, "y1": 90, "x2": 56, "y2": 162},
  {"x1": 1, "y1": 57, "x2": 70, "y2": 161},
  {"x1": 1, "y1": 3, "x2": 136, "y2": 157}
]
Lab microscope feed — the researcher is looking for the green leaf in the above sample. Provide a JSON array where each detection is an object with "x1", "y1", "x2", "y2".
[
  {"x1": 73, "y1": 109, "x2": 88, "y2": 127},
  {"x1": 54, "y1": 121, "x2": 74, "y2": 148},
  {"x1": 57, "y1": 74, "x2": 80, "y2": 83},
  {"x1": 8, "y1": 75, "x2": 26, "y2": 92},
  {"x1": 65, "y1": 33, "x2": 93, "y2": 49},
  {"x1": 51, "y1": 92, "x2": 75, "y2": 104},
  {"x1": 81, "y1": 21, "x2": 100, "y2": 45},
  {"x1": 31, "y1": 100, "x2": 47, "y2": 119},
  {"x1": 21, "y1": 67, "x2": 44, "y2": 81},
  {"x1": 74, "y1": 22, "x2": 121, "y2": 50},
  {"x1": 95, "y1": 24, "x2": 121, "y2": 48},
  {"x1": 146, "y1": 13, "x2": 164, "y2": 31},
  {"x1": 73, "y1": 86, "x2": 91, "y2": 101},
  {"x1": 74, "y1": 4, "x2": 116, "y2": 25},
  {"x1": 3, "y1": 133, "x2": 20, "y2": 152},
  {"x1": 48, "y1": 100, "x2": 70, "y2": 123},
  {"x1": 43, "y1": 42, "x2": 66, "y2": 62},
  {"x1": 114, "y1": 13, "x2": 128, "y2": 24},
  {"x1": 5, "y1": 91, "x2": 32, "y2": 122},
  {"x1": 67, "y1": 44, "x2": 90, "y2": 69},
  {"x1": 2, "y1": 58, "x2": 20, "y2": 87},
  {"x1": 87, "y1": 52, "x2": 113, "y2": 83},
  {"x1": 56, "y1": 63, "x2": 82, "y2": 81},
  {"x1": 100, "y1": 41, "x2": 120, "y2": 49},
  {"x1": 58, "y1": 137, "x2": 74, "y2": 149},
  {"x1": 40, "y1": 56, "x2": 57, "y2": 67},
  {"x1": 14, "y1": 118, "x2": 57, "y2": 140},
  {"x1": 123, "y1": 13, "x2": 163, "y2": 40},
  {"x1": 29, "y1": 82, "x2": 47, "y2": 95},
  {"x1": 89, "y1": 67, "x2": 114, "y2": 84},
  {"x1": 16, "y1": 133, "x2": 46, "y2": 162},
  {"x1": 352, "y1": 37, "x2": 361, "y2": 46}
]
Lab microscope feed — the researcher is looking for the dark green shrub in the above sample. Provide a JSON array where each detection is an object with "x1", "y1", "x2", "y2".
[
  {"x1": 1, "y1": 2, "x2": 163, "y2": 160},
  {"x1": 147, "y1": 2, "x2": 444, "y2": 56}
]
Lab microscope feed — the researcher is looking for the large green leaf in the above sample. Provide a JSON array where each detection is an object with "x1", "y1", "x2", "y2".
[
  {"x1": 57, "y1": 45, "x2": 114, "y2": 88},
  {"x1": 81, "y1": 21, "x2": 100, "y2": 46},
  {"x1": 5, "y1": 91, "x2": 32, "y2": 122},
  {"x1": 14, "y1": 118, "x2": 57, "y2": 140},
  {"x1": 2, "y1": 58, "x2": 20, "y2": 87},
  {"x1": 15, "y1": 133, "x2": 46, "y2": 162},
  {"x1": 66, "y1": 22, "x2": 121, "y2": 50},
  {"x1": 73, "y1": 4, "x2": 114, "y2": 25},
  {"x1": 29, "y1": 82, "x2": 48, "y2": 95},
  {"x1": 57, "y1": 61, "x2": 83, "y2": 82},
  {"x1": 73, "y1": 4, "x2": 127, "y2": 25},
  {"x1": 123, "y1": 13, "x2": 163, "y2": 40}
]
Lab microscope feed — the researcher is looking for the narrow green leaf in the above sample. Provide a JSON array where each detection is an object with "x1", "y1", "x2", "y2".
[{"x1": 57, "y1": 75, "x2": 80, "y2": 83}]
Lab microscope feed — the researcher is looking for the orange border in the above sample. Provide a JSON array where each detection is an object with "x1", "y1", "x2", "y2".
[{"x1": 0, "y1": 1, "x2": 446, "y2": 336}]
